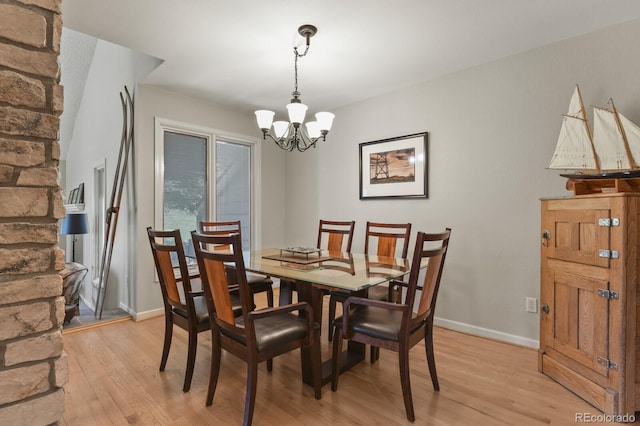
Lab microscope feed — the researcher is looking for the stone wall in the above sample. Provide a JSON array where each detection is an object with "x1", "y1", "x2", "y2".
[{"x1": 0, "y1": 0, "x2": 67, "y2": 424}]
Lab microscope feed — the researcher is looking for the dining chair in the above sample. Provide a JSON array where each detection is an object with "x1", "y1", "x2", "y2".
[
  {"x1": 331, "y1": 228, "x2": 451, "y2": 422},
  {"x1": 279, "y1": 219, "x2": 355, "y2": 335},
  {"x1": 192, "y1": 231, "x2": 321, "y2": 426},
  {"x1": 327, "y1": 221, "x2": 411, "y2": 347},
  {"x1": 199, "y1": 220, "x2": 274, "y2": 308},
  {"x1": 146, "y1": 227, "x2": 242, "y2": 393}
]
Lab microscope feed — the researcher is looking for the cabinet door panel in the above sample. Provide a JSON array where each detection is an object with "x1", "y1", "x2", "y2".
[
  {"x1": 544, "y1": 209, "x2": 611, "y2": 268},
  {"x1": 546, "y1": 269, "x2": 609, "y2": 377}
]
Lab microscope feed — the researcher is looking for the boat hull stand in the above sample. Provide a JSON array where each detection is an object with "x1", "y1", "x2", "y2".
[{"x1": 561, "y1": 170, "x2": 640, "y2": 195}]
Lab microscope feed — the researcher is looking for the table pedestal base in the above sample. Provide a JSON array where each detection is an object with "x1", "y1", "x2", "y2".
[{"x1": 296, "y1": 280, "x2": 366, "y2": 386}]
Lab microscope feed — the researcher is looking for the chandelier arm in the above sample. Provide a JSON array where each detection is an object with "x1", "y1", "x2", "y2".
[
  {"x1": 295, "y1": 126, "x2": 320, "y2": 152},
  {"x1": 264, "y1": 123, "x2": 323, "y2": 152}
]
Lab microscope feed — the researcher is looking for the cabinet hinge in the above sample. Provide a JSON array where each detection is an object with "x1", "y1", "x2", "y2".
[
  {"x1": 598, "y1": 218, "x2": 620, "y2": 227},
  {"x1": 597, "y1": 288, "x2": 619, "y2": 299},
  {"x1": 598, "y1": 249, "x2": 619, "y2": 259},
  {"x1": 597, "y1": 357, "x2": 619, "y2": 370}
]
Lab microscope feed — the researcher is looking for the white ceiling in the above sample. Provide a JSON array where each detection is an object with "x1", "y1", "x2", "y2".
[{"x1": 61, "y1": 0, "x2": 640, "y2": 116}]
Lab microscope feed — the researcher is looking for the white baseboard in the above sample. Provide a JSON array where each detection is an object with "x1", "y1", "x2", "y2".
[
  {"x1": 134, "y1": 307, "x2": 164, "y2": 322},
  {"x1": 434, "y1": 316, "x2": 539, "y2": 349}
]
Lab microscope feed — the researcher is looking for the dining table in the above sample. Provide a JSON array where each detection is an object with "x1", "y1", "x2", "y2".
[{"x1": 244, "y1": 247, "x2": 412, "y2": 388}]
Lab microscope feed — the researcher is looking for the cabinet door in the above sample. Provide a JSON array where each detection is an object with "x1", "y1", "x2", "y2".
[
  {"x1": 543, "y1": 208, "x2": 611, "y2": 268},
  {"x1": 541, "y1": 266, "x2": 609, "y2": 378}
]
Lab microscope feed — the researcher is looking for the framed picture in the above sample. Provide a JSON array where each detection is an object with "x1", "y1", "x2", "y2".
[{"x1": 359, "y1": 132, "x2": 428, "y2": 200}]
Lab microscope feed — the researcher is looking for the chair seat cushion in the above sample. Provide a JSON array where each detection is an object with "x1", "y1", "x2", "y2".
[
  {"x1": 246, "y1": 272, "x2": 273, "y2": 292},
  {"x1": 367, "y1": 285, "x2": 389, "y2": 301},
  {"x1": 226, "y1": 313, "x2": 310, "y2": 352},
  {"x1": 173, "y1": 295, "x2": 209, "y2": 325},
  {"x1": 334, "y1": 306, "x2": 423, "y2": 342},
  {"x1": 331, "y1": 286, "x2": 385, "y2": 303},
  {"x1": 174, "y1": 294, "x2": 242, "y2": 324}
]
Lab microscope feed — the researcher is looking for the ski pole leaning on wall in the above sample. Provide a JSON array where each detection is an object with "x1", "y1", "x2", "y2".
[{"x1": 95, "y1": 86, "x2": 133, "y2": 320}]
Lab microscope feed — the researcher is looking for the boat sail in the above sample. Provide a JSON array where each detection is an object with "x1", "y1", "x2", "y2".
[
  {"x1": 548, "y1": 85, "x2": 598, "y2": 171},
  {"x1": 549, "y1": 85, "x2": 640, "y2": 179},
  {"x1": 593, "y1": 103, "x2": 640, "y2": 171}
]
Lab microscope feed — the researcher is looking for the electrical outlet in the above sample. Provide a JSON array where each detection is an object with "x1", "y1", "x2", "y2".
[{"x1": 526, "y1": 297, "x2": 538, "y2": 313}]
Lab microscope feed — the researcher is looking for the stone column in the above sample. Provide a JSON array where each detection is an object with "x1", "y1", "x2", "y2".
[{"x1": 0, "y1": 0, "x2": 68, "y2": 424}]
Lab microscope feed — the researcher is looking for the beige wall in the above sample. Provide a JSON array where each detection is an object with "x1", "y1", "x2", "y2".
[
  {"x1": 285, "y1": 18, "x2": 640, "y2": 345},
  {"x1": 63, "y1": 37, "x2": 161, "y2": 313}
]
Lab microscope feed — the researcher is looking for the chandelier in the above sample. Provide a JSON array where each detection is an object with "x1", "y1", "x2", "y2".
[{"x1": 255, "y1": 25, "x2": 335, "y2": 152}]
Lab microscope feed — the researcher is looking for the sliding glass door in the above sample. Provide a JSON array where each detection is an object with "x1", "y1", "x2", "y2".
[
  {"x1": 155, "y1": 119, "x2": 257, "y2": 254},
  {"x1": 216, "y1": 140, "x2": 251, "y2": 250},
  {"x1": 162, "y1": 131, "x2": 207, "y2": 255}
]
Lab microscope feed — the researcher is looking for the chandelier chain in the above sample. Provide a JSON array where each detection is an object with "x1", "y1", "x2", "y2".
[{"x1": 293, "y1": 44, "x2": 310, "y2": 97}]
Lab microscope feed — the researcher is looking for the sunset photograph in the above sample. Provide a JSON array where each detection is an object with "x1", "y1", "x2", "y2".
[{"x1": 369, "y1": 148, "x2": 416, "y2": 184}]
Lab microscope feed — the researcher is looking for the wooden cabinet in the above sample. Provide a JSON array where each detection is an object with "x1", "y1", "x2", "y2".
[{"x1": 539, "y1": 194, "x2": 640, "y2": 417}]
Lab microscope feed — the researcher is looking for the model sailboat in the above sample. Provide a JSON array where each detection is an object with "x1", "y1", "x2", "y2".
[{"x1": 549, "y1": 85, "x2": 640, "y2": 180}]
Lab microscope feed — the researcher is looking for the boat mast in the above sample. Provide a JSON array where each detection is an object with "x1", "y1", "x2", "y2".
[
  {"x1": 576, "y1": 85, "x2": 600, "y2": 172},
  {"x1": 610, "y1": 98, "x2": 637, "y2": 170}
]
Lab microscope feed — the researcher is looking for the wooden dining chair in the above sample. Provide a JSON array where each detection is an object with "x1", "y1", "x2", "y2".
[
  {"x1": 199, "y1": 220, "x2": 274, "y2": 308},
  {"x1": 317, "y1": 219, "x2": 356, "y2": 252},
  {"x1": 147, "y1": 227, "x2": 241, "y2": 393},
  {"x1": 192, "y1": 232, "x2": 321, "y2": 426},
  {"x1": 327, "y1": 221, "x2": 411, "y2": 346},
  {"x1": 331, "y1": 229, "x2": 451, "y2": 422},
  {"x1": 279, "y1": 220, "x2": 355, "y2": 336}
]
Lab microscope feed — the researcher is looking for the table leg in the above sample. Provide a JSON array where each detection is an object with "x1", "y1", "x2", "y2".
[
  {"x1": 278, "y1": 279, "x2": 294, "y2": 305},
  {"x1": 296, "y1": 280, "x2": 366, "y2": 387}
]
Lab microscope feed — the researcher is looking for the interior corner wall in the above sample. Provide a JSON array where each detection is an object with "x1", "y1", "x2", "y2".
[
  {"x1": 285, "y1": 18, "x2": 640, "y2": 345},
  {"x1": 134, "y1": 85, "x2": 286, "y2": 316},
  {"x1": 63, "y1": 38, "x2": 161, "y2": 314}
]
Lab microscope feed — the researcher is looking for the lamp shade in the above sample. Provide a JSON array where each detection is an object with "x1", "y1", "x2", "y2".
[
  {"x1": 255, "y1": 110, "x2": 275, "y2": 130},
  {"x1": 315, "y1": 112, "x2": 335, "y2": 131},
  {"x1": 61, "y1": 213, "x2": 89, "y2": 235},
  {"x1": 286, "y1": 102, "x2": 308, "y2": 124},
  {"x1": 273, "y1": 121, "x2": 290, "y2": 138}
]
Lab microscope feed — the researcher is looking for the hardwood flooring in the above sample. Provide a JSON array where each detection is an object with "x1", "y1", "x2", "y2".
[{"x1": 62, "y1": 291, "x2": 613, "y2": 425}]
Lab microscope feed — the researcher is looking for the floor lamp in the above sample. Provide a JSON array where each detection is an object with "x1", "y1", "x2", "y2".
[{"x1": 61, "y1": 213, "x2": 89, "y2": 263}]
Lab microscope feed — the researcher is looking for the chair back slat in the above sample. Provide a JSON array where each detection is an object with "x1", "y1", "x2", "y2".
[
  {"x1": 327, "y1": 233, "x2": 345, "y2": 252},
  {"x1": 147, "y1": 228, "x2": 192, "y2": 310},
  {"x1": 200, "y1": 220, "x2": 242, "y2": 252},
  {"x1": 156, "y1": 249, "x2": 182, "y2": 304},
  {"x1": 415, "y1": 252, "x2": 444, "y2": 317},
  {"x1": 317, "y1": 219, "x2": 355, "y2": 252},
  {"x1": 376, "y1": 235, "x2": 397, "y2": 258},
  {"x1": 201, "y1": 256, "x2": 236, "y2": 324},
  {"x1": 364, "y1": 221, "x2": 412, "y2": 258},
  {"x1": 193, "y1": 232, "x2": 251, "y2": 327},
  {"x1": 405, "y1": 229, "x2": 451, "y2": 322}
]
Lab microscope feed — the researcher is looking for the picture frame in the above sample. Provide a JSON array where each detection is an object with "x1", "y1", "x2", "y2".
[{"x1": 359, "y1": 132, "x2": 428, "y2": 200}]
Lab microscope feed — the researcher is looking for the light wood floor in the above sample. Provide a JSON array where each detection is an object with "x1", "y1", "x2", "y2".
[{"x1": 62, "y1": 291, "x2": 612, "y2": 425}]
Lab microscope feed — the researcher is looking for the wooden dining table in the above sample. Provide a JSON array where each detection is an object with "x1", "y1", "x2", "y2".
[{"x1": 244, "y1": 248, "x2": 411, "y2": 387}]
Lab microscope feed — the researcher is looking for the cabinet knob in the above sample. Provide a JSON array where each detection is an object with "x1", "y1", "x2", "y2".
[
  {"x1": 541, "y1": 304, "x2": 550, "y2": 314},
  {"x1": 541, "y1": 230, "x2": 551, "y2": 246}
]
